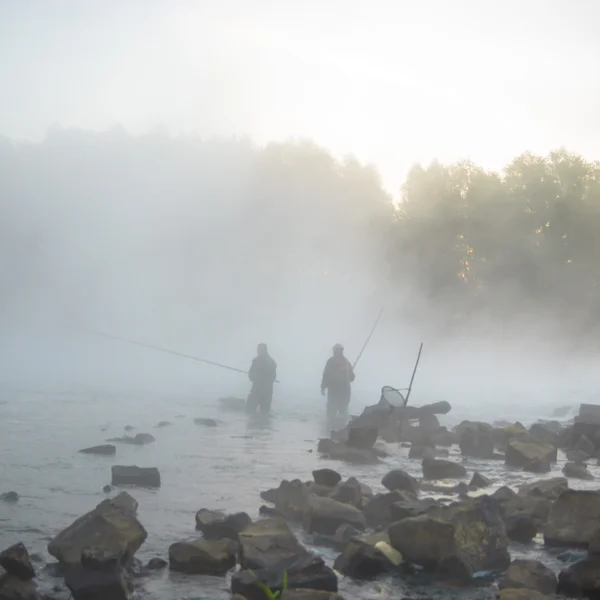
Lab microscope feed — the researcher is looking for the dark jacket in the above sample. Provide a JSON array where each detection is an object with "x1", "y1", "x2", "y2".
[
  {"x1": 249, "y1": 354, "x2": 277, "y2": 388},
  {"x1": 321, "y1": 356, "x2": 355, "y2": 391}
]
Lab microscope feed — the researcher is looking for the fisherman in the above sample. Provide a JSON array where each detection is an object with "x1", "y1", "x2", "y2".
[
  {"x1": 321, "y1": 343, "x2": 355, "y2": 420},
  {"x1": 246, "y1": 343, "x2": 277, "y2": 415}
]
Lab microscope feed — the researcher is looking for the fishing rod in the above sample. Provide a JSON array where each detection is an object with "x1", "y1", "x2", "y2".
[
  {"x1": 352, "y1": 307, "x2": 384, "y2": 370},
  {"x1": 88, "y1": 330, "x2": 280, "y2": 382},
  {"x1": 404, "y1": 342, "x2": 423, "y2": 405}
]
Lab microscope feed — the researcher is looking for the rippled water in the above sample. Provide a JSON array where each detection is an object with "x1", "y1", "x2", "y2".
[{"x1": 0, "y1": 387, "x2": 593, "y2": 599}]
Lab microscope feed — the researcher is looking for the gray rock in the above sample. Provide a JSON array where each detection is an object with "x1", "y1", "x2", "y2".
[
  {"x1": 168, "y1": 539, "x2": 236, "y2": 575},
  {"x1": 498, "y1": 559, "x2": 557, "y2": 594},
  {"x1": 0, "y1": 575, "x2": 41, "y2": 600},
  {"x1": 111, "y1": 466, "x2": 160, "y2": 488},
  {"x1": 562, "y1": 462, "x2": 594, "y2": 480},
  {"x1": 381, "y1": 469, "x2": 420, "y2": 494},
  {"x1": 0, "y1": 543, "x2": 35, "y2": 580},
  {"x1": 302, "y1": 496, "x2": 366, "y2": 536},
  {"x1": 312, "y1": 468, "x2": 342, "y2": 487},
  {"x1": 79, "y1": 445, "x2": 116, "y2": 456},
  {"x1": 422, "y1": 457, "x2": 467, "y2": 480},
  {"x1": 544, "y1": 490, "x2": 600, "y2": 547}
]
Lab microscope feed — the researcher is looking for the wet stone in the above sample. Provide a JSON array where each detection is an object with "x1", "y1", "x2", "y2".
[
  {"x1": 111, "y1": 466, "x2": 161, "y2": 488},
  {"x1": 78, "y1": 445, "x2": 116, "y2": 456},
  {"x1": 0, "y1": 543, "x2": 35, "y2": 580}
]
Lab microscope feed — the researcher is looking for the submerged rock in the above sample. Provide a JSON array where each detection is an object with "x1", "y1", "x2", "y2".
[
  {"x1": 111, "y1": 466, "x2": 161, "y2": 488},
  {"x1": 78, "y1": 445, "x2": 116, "y2": 456},
  {"x1": 47, "y1": 494, "x2": 147, "y2": 566},
  {"x1": 0, "y1": 491, "x2": 19, "y2": 503},
  {"x1": 0, "y1": 543, "x2": 35, "y2": 580},
  {"x1": 193, "y1": 417, "x2": 218, "y2": 427},
  {"x1": 106, "y1": 433, "x2": 155, "y2": 445},
  {"x1": 381, "y1": 469, "x2": 419, "y2": 494},
  {"x1": 194, "y1": 509, "x2": 252, "y2": 541},
  {"x1": 544, "y1": 490, "x2": 600, "y2": 547},
  {"x1": 317, "y1": 439, "x2": 380, "y2": 464},
  {"x1": 469, "y1": 471, "x2": 491, "y2": 490},
  {"x1": 168, "y1": 539, "x2": 236, "y2": 575},
  {"x1": 312, "y1": 468, "x2": 342, "y2": 487},
  {"x1": 302, "y1": 496, "x2": 366, "y2": 535},
  {"x1": 231, "y1": 554, "x2": 338, "y2": 600},
  {"x1": 238, "y1": 517, "x2": 308, "y2": 569},
  {"x1": 421, "y1": 457, "x2": 467, "y2": 480},
  {"x1": 498, "y1": 559, "x2": 557, "y2": 594},
  {"x1": 562, "y1": 461, "x2": 594, "y2": 480},
  {"x1": 333, "y1": 532, "x2": 402, "y2": 578}
]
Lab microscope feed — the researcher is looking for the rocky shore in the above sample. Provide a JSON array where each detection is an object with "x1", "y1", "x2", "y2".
[{"x1": 1, "y1": 399, "x2": 600, "y2": 600}]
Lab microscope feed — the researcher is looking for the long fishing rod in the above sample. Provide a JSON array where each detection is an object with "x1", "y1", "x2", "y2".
[
  {"x1": 89, "y1": 330, "x2": 280, "y2": 382},
  {"x1": 404, "y1": 342, "x2": 424, "y2": 405},
  {"x1": 352, "y1": 307, "x2": 384, "y2": 370}
]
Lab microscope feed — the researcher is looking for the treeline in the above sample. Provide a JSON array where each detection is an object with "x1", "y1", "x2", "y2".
[{"x1": 0, "y1": 128, "x2": 598, "y2": 337}]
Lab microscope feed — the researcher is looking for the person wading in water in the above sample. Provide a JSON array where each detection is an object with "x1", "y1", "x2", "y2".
[
  {"x1": 246, "y1": 343, "x2": 277, "y2": 415},
  {"x1": 321, "y1": 343, "x2": 355, "y2": 420}
]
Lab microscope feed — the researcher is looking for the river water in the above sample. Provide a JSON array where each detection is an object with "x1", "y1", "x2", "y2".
[{"x1": 0, "y1": 386, "x2": 592, "y2": 599}]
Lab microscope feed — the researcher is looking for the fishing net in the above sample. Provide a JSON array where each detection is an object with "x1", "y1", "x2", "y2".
[{"x1": 379, "y1": 385, "x2": 407, "y2": 408}]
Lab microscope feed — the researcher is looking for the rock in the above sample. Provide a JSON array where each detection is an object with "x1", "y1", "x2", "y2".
[
  {"x1": 195, "y1": 510, "x2": 252, "y2": 541},
  {"x1": 111, "y1": 466, "x2": 161, "y2": 488},
  {"x1": 388, "y1": 496, "x2": 510, "y2": 576},
  {"x1": 562, "y1": 461, "x2": 594, "y2": 480},
  {"x1": 317, "y1": 440, "x2": 379, "y2": 464},
  {"x1": 553, "y1": 405, "x2": 573, "y2": 418},
  {"x1": 102, "y1": 485, "x2": 112, "y2": 494},
  {"x1": 312, "y1": 469, "x2": 342, "y2": 487},
  {"x1": 497, "y1": 590, "x2": 548, "y2": 600},
  {"x1": 146, "y1": 557, "x2": 167, "y2": 570},
  {"x1": 497, "y1": 492, "x2": 552, "y2": 543},
  {"x1": 302, "y1": 496, "x2": 366, "y2": 535},
  {"x1": 455, "y1": 420, "x2": 494, "y2": 436},
  {"x1": 408, "y1": 444, "x2": 435, "y2": 460},
  {"x1": 503, "y1": 514, "x2": 538, "y2": 543},
  {"x1": 493, "y1": 486, "x2": 518, "y2": 502},
  {"x1": 79, "y1": 445, "x2": 116, "y2": 456},
  {"x1": 155, "y1": 420, "x2": 171, "y2": 427},
  {"x1": 566, "y1": 449, "x2": 590, "y2": 463},
  {"x1": 103, "y1": 491, "x2": 138, "y2": 514},
  {"x1": 557, "y1": 555, "x2": 600, "y2": 598},
  {"x1": 260, "y1": 479, "x2": 310, "y2": 520},
  {"x1": 238, "y1": 517, "x2": 308, "y2": 569},
  {"x1": 231, "y1": 554, "x2": 338, "y2": 600},
  {"x1": 422, "y1": 457, "x2": 467, "y2": 480},
  {"x1": 47, "y1": 495, "x2": 147, "y2": 566},
  {"x1": 64, "y1": 562, "x2": 130, "y2": 600},
  {"x1": 193, "y1": 418, "x2": 218, "y2": 427},
  {"x1": 493, "y1": 425, "x2": 532, "y2": 452},
  {"x1": 0, "y1": 492, "x2": 18, "y2": 503},
  {"x1": 498, "y1": 559, "x2": 557, "y2": 594},
  {"x1": 390, "y1": 498, "x2": 438, "y2": 522},
  {"x1": 529, "y1": 423, "x2": 560, "y2": 447},
  {"x1": 0, "y1": 544, "x2": 35, "y2": 580},
  {"x1": 431, "y1": 428, "x2": 458, "y2": 447},
  {"x1": 459, "y1": 424, "x2": 495, "y2": 459},
  {"x1": 107, "y1": 433, "x2": 155, "y2": 445},
  {"x1": 572, "y1": 434, "x2": 595, "y2": 457},
  {"x1": 308, "y1": 482, "x2": 336, "y2": 498},
  {"x1": 518, "y1": 477, "x2": 568, "y2": 501},
  {"x1": 469, "y1": 472, "x2": 491, "y2": 490},
  {"x1": 281, "y1": 593, "x2": 345, "y2": 600},
  {"x1": 332, "y1": 524, "x2": 361, "y2": 548},
  {"x1": 362, "y1": 491, "x2": 415, "y2": 528},
  {"x1": 505, "y1": 440, "x2": 556, "y2": 472},
  {"x1": 346, "y1": 426, "x2": 378, "y2": 450},
  {"x1": 0, "y1": 575, "x2": 40, "y2": 600},
  {"x1": 545, "y1": 490, "x2": 600, "y2": 547},
  {"x1": 381, "y1": 469, "x2": 419, "y2": 495},
  {"x1": 329, "y1": 478, "x2": 362, "y2": 508},
  {"x1": 168, "y1": 539, "x2": 236, "y2": 575},
  {"x1": 124, "y1": 425, "x2": 134, "y2": 431},
  {"x1": 333, "y1": 532, "x2": 402, "y2": 577}
]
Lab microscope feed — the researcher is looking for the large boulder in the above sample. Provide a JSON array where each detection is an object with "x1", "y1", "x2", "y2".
[
  {"x1": 422, "y1": 457, "x2": 467, "y2": 480},
  {"x1": 459, "y1": 424, "x2": 494, "y2": 459},
  {"x1": 238, "y1": 517, "x2": 307, "y2": 569},
  {"x1": 333, "y1": 532, "x2": 402, "y2": 578},
  {"x1": 312, "y1": 469, "x2": 342, "y2": 487},
  {"x1": 317, "y1": 440, "x2": 379, "y2": 464},
  {"x1": 469, "y1": 472, "x2": 491, "y2": 490},
  {"x1": 528, "y1": 423, "x2": 560, "y2": 447},
  {"x1": 329, "y1": 478, "x2": 362, "y2": 508},
  {"x1": 381, "y1": 469, "x2": 419, "y2": 495},
  {"x1": 389, "y1": 497, "x2": 438, "y2": 522},
  {"x1": 111, "y1": 465, "x2": 161, "y2": 488},
  {"x1": 302, "y1": 496, "x2": 366, "y2": 535},
  {"x1": 260, "y1": 479, "x2": 311, "y2": 520},
  {"x1": 502, "y1": 497, "x2": 552, "y2": 543},
  {"x1": 571, "y1": 434, "x2": 596, "y2": 457},
  {"x1": 557, "y1": 555, "x2": 600, "y2": 598},
  {"x1": 388, "y1": 496, "x2": 510, "y2": 577},
  {"x1": 194, "y1": 509, "x2": 252, "y2": 541},
  {"x1": 168, "y1": 539, "x2": 236, "y2": 575},
  {"x1": 0, "y1": 543, "x2": 35, "y2": 580},
  {"x1": 505, "y1": 440, "x2": 556, "y2": 472},
  {"x1": 544, "y1": 490, "x2": 600, "y2": 547},
  {"x1": 231, "y1": 554, "x2": 338, "y2": 600},
  {"x1": 498, "y1": 559, "x2": 557, "y2": 594},
  {"x1": 0, "y1": 575, "x2": 40, "y2": 600},
  {"x1": 64, "y1": 547, "x2": 130, "y2": 600},
  {"x1": 47, "y1": 495, "x2": 147, "y2": 566}
]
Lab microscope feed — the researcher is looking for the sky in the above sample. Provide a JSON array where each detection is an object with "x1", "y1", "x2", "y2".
[{"x1": 1, "y1": 0, "x2": 599, "y2": 193}]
